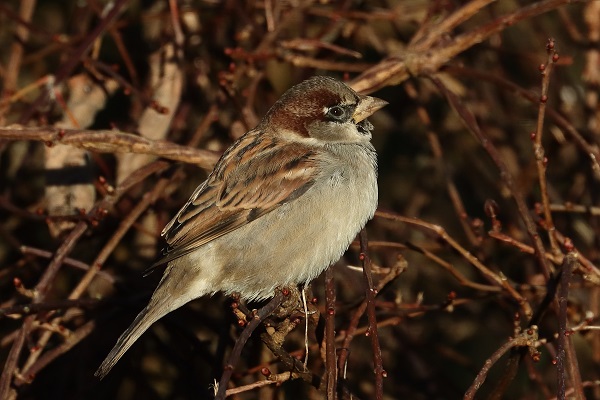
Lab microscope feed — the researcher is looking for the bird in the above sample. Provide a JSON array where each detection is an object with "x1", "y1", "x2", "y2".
[{"x1": 95, "y1": 75, "x2": 387, "y2": 378}]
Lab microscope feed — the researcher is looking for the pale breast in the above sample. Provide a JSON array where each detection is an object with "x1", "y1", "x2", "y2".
[{"x1": 209, "y1": 142, "x2": 378, "y2": 300}]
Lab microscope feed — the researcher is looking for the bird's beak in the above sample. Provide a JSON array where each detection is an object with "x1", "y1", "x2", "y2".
[{"x1": 352, "y1": 96, "x2": 388, "y2": 123}]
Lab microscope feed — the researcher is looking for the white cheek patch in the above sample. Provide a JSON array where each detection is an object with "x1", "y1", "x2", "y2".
[{"x1": 339, "y1": 123, "x2": 364, "y2": 142}]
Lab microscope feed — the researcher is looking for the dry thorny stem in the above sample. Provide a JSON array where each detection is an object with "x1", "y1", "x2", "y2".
[
  {"x1": 1, "y1": 1, "x2": 599, "y2": 399},
  {"x1": 215, "y1": 290, "x2": 284, "y2": 400}
]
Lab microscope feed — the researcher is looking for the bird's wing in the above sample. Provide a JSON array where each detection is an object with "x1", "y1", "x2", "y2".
[{"x1": 151, "y1": 130, "x2": 320, "y2": 267}]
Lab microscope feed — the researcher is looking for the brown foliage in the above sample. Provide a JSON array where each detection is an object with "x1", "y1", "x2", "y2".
[{"x1": 0, "y1": 0, "x2": 599, "y2": 399}]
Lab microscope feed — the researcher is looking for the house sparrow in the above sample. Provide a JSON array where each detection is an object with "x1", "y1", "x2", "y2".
[{"x1": 95, "y1": 76, "x2": 387, "y2": 378}]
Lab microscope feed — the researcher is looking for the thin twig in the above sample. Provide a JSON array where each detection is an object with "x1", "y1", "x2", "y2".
[
  {"x1": 351, "y1": 0, "x2": 584, "y2": 93},
  {"x1": 0, "y1": 160, "x2": 168, "y2": 398},
  {"x1": 533, "y1": 39, "x2": 560, "y2": 254},
  {"x1": 464, "y1": 326, "x2": 539, "y2": 399},
  {"x1": 336, "y1": 256, "x2": 404, "y2": 375},
  {"x1": 443, "y1": 64, "x2": 600, "y2": 176},
  {"x1": 405, "y1": 241, "x2": 501, "y2": 292},
  {"x1": 359, "y1": 229, "x2": 385, "y2": 399},
  {"x1": 13, "y1": 320, "x2": 96, "y2": 385},
  {"x1": 19, "y1": 245, "x2": 114, "y2": 283},
  {"x1": 430, "y1": 75, "x2": 553, "y2": 281},
  {"x1": 403, "y1": 82, "x2": 480, "y2": 246},
  {"x1": 68, "y1": 177, "x2": 172, "y2": 300},
  {"x1": 376, "y1": 210, "x2": 532, "y2": 317},
  {"x1": 215, "y1": 292, "x2": 284, "y2": 400},
  {"x1": 0, "y1": 0, "x2": 36, "y2": 99},
  {"x1": 0, "y1": 298, "x2": 98, "y2": 318},
  {"x1": 324, "y1": 266, "x2": 337, "y2": 399},
  {"x1": 18, "y1": 0, "x2": 129, "y2": 123},
  {"x1": 225, "y1": 377, "x2": 278, "y2": 396},
  {"x1": 557, "y1": 252, "x2": 585, "y2": 400},
  {"x1": 410, "y1": 0, "x2": 496, "y2": 50},
  {"x1": 0, "y1": 222, "x2": 87, "y2": 399},
  {"x1": 0, "y1": 127, "x2": 220, "y2": 170}
]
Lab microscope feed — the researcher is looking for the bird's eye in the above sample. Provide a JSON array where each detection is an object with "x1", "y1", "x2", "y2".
[
  {"x1": 326, "y1": 105, "x2": 348, "y2": 121},
  {"x1": 329, "y1": 106, "x2": 344, "y2": 117}
]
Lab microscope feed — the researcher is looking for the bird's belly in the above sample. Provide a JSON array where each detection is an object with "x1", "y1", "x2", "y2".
[{"x1": 212, "y1": 168, "x2": 377, "y2": 300}]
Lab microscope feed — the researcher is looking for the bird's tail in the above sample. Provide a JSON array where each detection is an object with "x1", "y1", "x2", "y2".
[
  {"x1": 94, "y1": 302, "x2": 165, "y2": 379},
  {"x1": 95, "y1": 275, "x2": 207, "y2": 379}
]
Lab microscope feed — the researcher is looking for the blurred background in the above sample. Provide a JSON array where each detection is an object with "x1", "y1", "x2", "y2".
[{"x1": 1, "y1": 0, "x2": 599, "y2": 399}]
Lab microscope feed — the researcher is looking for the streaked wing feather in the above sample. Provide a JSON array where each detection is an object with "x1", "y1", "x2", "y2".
[{"x1": 152, "y1": 131, "x2": 319, "y2": 267}]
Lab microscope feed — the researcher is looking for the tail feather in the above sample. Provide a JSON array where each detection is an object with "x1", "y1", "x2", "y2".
[
  {"x1": 94, "y1": 304, "x2": 165, "y2": 379},
  {"x1": 95, "y1": 266, "x2": 210, "y2": 379}
]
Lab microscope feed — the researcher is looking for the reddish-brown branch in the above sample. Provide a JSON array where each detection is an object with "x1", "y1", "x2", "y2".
[
  {"x1": 0, "y1": 127, "x2": 220, "y2": 170},
  {"x1": 375, "y1": 210, "x2": 532, "y2": 317},
  {"x1": 13, "y1": 320, "x2": 96, "y2": 386},
  {"x1": 215, "y1": 292, "x2": 284, "y2": 400},
  {"x1": 404, "y1": 82, "x2": 481, "y2": 247},
  {"x1": 336, "y1": 256, "x2": 404, "y2": 378},
  {"x1": 359, "y1": 229, "x2": 385, "y2": 399},
  {"x1": 0, "y1": 221, "x2": 87, "y2": 398},
  {"x1": 430, "y1": 76, "x2": 553, "y2": 281},
  {"x1": 443, "y1": 65, "x2": 600, "y2": 175},
  {"x1": 0, "y1": 298, "x2": 98, "y2": 318},
  {"x1": 0, "y1": 0, "x2": 37, "y2": 100},
  {"x1": 18, "y1": 0, "x2": 129, "y2": 123},
  {"x1": 557, "y1": 253, "x2": 585, "y2": 400},
  {"x1": 324, "y1": 266, "x2": 337, "y2": 399},
  {"x1": 0, "y1": 160, "x2": 168, "y2": 398},
  {"x1": 19, "y1": 245, "x2": 114, "y2": 283},
  {"x1": 464, "y1": 326, "x2": 540, "y2": 399},
  {"x1": 533, "y1": 39, "x2": 560, "y2": 254},
  {"x1": 351, "y1": 0, "x2": 585, "y2": 94}
]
